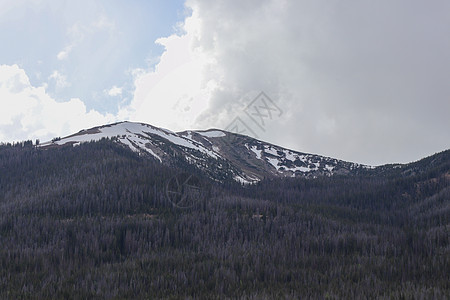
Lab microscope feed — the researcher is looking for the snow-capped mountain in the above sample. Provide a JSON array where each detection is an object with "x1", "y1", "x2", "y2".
[{"x1": 40, "y1": 121, "x2": 370, "y2": 183}]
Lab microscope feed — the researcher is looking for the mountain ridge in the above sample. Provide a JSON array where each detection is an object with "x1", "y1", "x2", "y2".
[{"x1": 40, "y1": 121, "x2": 371, "y2": 183}]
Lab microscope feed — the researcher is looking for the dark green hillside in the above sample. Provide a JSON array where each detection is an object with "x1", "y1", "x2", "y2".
[{"x1": 0, "y1": 141, "x2": 448, "y2": 299}]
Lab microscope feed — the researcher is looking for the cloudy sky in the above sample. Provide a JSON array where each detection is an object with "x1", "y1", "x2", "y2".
[{"x1": 1, "y1": 0, "x2": 449, "y2": 166}]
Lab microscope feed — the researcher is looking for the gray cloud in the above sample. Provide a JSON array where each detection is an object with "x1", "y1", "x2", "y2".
[{"x1": 188, "y1": 0, "x2": 450, "y2": 165}]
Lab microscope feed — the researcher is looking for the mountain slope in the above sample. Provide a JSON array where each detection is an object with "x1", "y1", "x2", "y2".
[
  {"x1": 41, "y1": 121, "x2": 369, "y2": 183},
  {"x1": 1, "y1": 139, "x2": 448, "y2": 298}
]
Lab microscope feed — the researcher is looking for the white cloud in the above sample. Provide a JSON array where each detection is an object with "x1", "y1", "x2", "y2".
[
  {"x1": 121, "y1": 9, "x2": 216, "y2": 131},
  {"x1": 56, "y1": 14, "x2": 116, "y2": 61},
  {"x1": 125, "y1": 0, "x2": 450, "y2": 165},
  {"x1": 49, "y1": 70, "x2": 70, "y2": 90},
  {"x1": 106, "y1": 85, "x2": 123, "y2": 97},
  {"x1": 94, "y1": 14, "x2": 115, "y2": 31},
  {"x1": 0, "y1": 64, "x2": 115, "y2": 142},
  {"x1": 2, "y1": 1, "x2": 447, "y2": 166},
  {"x1": 57, "y1": 46, "x2": 72, "y2": 60}
]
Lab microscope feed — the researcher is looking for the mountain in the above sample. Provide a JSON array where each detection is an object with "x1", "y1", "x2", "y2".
[
  {"x1": 1, "y1": 128, "x2": 449, "y2": 298},
  {"x1": 40, "y1": 121, "x2": 370, "y2": 183}
]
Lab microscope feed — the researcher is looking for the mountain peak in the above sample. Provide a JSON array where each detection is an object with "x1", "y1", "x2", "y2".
[{"x1": 40, "y1": 121, "x2": 370, "y2": 183}]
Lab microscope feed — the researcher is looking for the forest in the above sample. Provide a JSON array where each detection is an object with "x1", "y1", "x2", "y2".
[{"x1": 0, "y1": 140, "x2": 449, "y2": 299}]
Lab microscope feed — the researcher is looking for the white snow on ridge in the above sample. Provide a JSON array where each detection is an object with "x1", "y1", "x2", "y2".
[
  {"x1": 284, "y1": 150, "x2": 297, "y2": 162},
  {"x1": 48, "y1": 122, "x2": 220, "y2": 159},
  {"x1": 233, "y1": 174, "x2": 259, "y2": 185},
  {"x1": 250, "y1": 145, "x2": 262, "y2": 160},
  {"x1": 118, "y1": 134, "x2": 162, "y2": 162},
  {"x1": 291, "y1": 166, "x2": 313, "y2": 172},
  {"x1": 40, "y1": 121, "x2": 369, "y2": 183},
  {"x1": 118, "y1": 137, "x2": 139, "y2": 153},
  {"x1": 267, "y1": 157, "x2": 316, "y2": 173},
  {"x1": 264, "y1": 146, "x2": 280, "y2": 157},
  {"x1": 197, "y1": 130, "x2": 226, "y2": 138},
  {"x1": 267, "y1": 157, "x2": 281, "y2": 170}
]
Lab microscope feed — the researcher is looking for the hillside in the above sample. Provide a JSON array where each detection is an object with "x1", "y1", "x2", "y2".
[{"x1": 0, "y1": 139, "x2": 448, "y2": 298}]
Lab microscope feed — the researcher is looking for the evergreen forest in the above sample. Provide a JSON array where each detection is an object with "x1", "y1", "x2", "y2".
[{"x1": 0, "y1": 140, "x2": 448, "y2": 299}]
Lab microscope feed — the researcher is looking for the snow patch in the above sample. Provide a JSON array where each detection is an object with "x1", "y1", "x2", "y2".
[
  {"x1": 233, "y1": 174, "x2": 259, "y2": 185},
  {"x1": 48, "y1": 122, "x2": 221, "y2": 160},
  {"x1": 292, "y1": 166, "x2": 312, "y2": 172},
  {"x1": 251, "y1": 145, "x2": 262, "y2": 160},
  {"x1": 198, "y1": 130, "x2": 226, "y2": 138},
  {"x1": 267, "y1": 157, "x2": 281, "y2": 171},
  {"x1": 264, "y1": 146, "x2": 280, "y2": 157},
  {"x1": 284, "y1": 150, "x2": 297, "y2": 161},
  {"x1": 142, "y1": 146, "x2": 162, "y2": 162}
]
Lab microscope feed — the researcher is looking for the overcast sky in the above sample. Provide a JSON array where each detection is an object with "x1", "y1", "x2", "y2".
[{"x1": 1, "y1": 0, "x2": 449, "y2": 165}]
